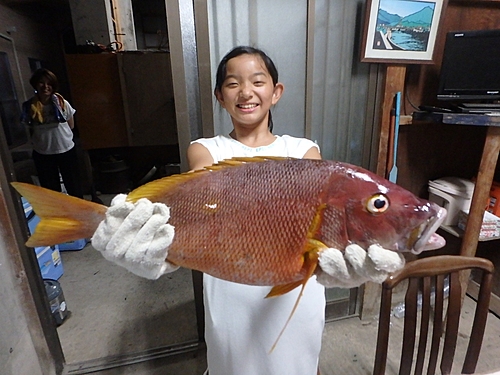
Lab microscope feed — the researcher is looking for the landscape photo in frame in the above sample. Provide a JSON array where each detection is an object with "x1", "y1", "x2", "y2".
[{"x1": 361, "y1": 0, "x2": 447, "y2": 63}]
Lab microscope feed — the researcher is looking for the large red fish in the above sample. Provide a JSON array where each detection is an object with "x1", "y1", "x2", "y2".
[{"x1": 11, "y1": 157, "x2": 446, "y2": 295}]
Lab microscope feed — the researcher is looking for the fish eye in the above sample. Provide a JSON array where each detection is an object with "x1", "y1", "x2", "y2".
[{"x1": 366, "y1": 194, "x2": 389, "y2": 214}]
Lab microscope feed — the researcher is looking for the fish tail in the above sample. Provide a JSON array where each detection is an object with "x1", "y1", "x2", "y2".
[
  {"x1": 267, "y1": 249, "x2": 320, "y2": 353},
  {"x1": 11, "y1": 182, "x2": 107, "y2": 247}
]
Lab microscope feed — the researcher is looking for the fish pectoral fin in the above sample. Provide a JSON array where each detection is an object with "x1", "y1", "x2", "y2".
[
  {"x1": 266, "y1": 281, "x2": 303, "y2": 298},
  {"x1": 268, "y1": 249, "x2": 320, "y2": 353},
  {"x1": 267, "y1": 244, "x2": 321, "y2": 298}
]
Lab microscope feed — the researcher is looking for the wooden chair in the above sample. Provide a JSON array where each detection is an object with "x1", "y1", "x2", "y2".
[{"x1": 373, "y1": 255, "x2": 494, "y2": 375}]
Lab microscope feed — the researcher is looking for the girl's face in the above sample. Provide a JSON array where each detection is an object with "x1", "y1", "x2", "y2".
[
  {"x1": 35, "y1": 77, "x2": 54, "y2": 103},
  {"x1": 216, "y1": 54, "x2": 283, "y2": 129}
]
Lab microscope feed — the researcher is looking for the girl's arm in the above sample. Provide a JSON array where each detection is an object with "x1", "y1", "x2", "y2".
[
  {"x1": 187, "y1": 142, "x2": 215, "y2": 171},
  {"x1": 303, "y1": 146, "x2": 321, "y2": 160}
]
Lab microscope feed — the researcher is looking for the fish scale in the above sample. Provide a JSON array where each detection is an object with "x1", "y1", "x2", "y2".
[{"x1": 162, "y1": 161, "x2": 324, "y2": 285}]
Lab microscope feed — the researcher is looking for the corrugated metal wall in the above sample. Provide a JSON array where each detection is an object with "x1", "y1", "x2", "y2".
[
  {"x1": 310, "y1": 0, "x2": 373, "y2": 164},
  {"x1": 206, "y1": 0, "x2": 309, "y2": 140},
  {"x1": 191, "y1": 0, "x2": 379, "y2": 168}
]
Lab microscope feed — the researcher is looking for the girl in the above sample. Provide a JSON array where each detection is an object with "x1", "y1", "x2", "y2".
[
  {"x1": 187, "y1": 46, "x2": 325, "y2": 375},
  {"x1": 93, "y1": 46, "x2": 325, "y2": 374},
  {"x1": 21, "y1": 68, "x2": 83, "y2": 198}
]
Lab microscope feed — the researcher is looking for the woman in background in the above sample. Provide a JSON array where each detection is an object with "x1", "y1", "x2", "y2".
[{"x1": 21, "y1": 68, "x2": 82, "y2": 198}]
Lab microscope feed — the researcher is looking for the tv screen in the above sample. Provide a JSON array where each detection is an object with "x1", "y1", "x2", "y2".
[{"x1": 437, "y1": 29, "x2": 500, "y2": 102}]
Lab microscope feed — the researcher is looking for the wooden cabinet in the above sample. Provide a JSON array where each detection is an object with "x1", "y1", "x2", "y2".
[{"x1": 65, "y1": 52, "x2": 177, "y2": 150}]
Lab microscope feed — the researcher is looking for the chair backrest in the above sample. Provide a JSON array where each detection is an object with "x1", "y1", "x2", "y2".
[{"x1": 373, "y1": 255, "x2": 494, "y2": 375}]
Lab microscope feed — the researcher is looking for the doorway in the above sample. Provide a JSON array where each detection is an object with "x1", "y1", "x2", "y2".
[{"x1": 0, "y1": 51, "x2": 27, "y2": 148}]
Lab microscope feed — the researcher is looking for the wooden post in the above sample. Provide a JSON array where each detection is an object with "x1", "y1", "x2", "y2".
[
  {"x1": 460, "y1": 126, "x2": 500, "y2": 257},
  {"x1": 459, "y1": 126, "x2": 500, "y2": 294},
  {"x1": 363, "y1": 64, "x2": 406, "y2": 319},
  {"x1": 376, "y1": 65, "x2": 406, "y2": 178}
]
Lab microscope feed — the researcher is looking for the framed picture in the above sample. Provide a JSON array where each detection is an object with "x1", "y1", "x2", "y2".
[{"x1": 361, "y1": 0, "x2": 447, "y2": 64}]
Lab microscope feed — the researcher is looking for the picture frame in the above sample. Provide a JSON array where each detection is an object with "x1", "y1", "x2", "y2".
[{"x1": 360, "y1": 0, "x2": 447, "y2": 64}]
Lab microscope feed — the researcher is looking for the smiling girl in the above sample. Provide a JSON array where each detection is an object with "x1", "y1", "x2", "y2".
[{"x1": 187, "y1": 46, "x2": 325, "y2": 375}]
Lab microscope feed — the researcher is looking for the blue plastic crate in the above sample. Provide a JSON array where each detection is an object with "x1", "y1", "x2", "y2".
[
  {"x1": 58, "y1": 238, "x2": 89, "y2": 251},
  {"x1": 35, "y1": 245, "x2": 64, "y2": 280}
]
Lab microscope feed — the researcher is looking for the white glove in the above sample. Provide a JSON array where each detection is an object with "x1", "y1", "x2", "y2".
[
  {"x1": 92, "y1": 194, "x2": 178, "y2": 279},
  {"x1": 316, "y1": 244, "x2": 405, "y2": 288}
]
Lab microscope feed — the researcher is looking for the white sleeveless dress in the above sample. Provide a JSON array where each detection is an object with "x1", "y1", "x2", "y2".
[{"x1": 192, "y1": 134, "x2": 326, "y2": 375}]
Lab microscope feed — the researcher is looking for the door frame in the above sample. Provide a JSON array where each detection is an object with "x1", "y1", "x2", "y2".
[{"x1": 0, "y1": 115, "x2": 65, "y2": 374}]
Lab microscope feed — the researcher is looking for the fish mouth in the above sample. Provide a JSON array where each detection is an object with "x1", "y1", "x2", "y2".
[{"x1": 409, "y1": 206, "x2": 447, "y2": 254}]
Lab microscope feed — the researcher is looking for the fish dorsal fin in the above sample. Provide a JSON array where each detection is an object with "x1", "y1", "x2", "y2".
[
  {"x1": 204, "y1": 156, "x2": 290, "y2": 171},
  {"x1": 126, "y1": 156, "x2": 292, "y2": 203},
  {"x1": 127, "y1": 171, "x2": 203, "y2": 203}
]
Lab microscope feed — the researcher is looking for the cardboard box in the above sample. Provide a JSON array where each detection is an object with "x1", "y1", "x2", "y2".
[
  {"x1": 458, "y1": 209, "x2": 500, "y2": 239},
  {"x1": 488, "y1": 181, "x2": 500, "y2": 217}
]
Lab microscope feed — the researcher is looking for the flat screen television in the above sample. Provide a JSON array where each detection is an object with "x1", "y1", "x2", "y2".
[{"x1": 437, "y1": 29, "x2": 500, "y2": 103}]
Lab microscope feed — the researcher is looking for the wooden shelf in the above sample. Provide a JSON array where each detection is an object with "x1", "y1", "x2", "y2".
[
  {"x1": 405, "y1": 111, "x2": 500, "y2": 301},
  {"x1": 412, "y1": 111, "x2": 500, "y2": 127},
  {"x1": 450, "y1": 0, "x2": 500, "y2": 3}
]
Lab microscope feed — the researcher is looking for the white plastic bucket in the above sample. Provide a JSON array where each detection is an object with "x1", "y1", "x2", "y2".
[{"x1": 428, "y1": 177, "x2": 475, "y2": 226}]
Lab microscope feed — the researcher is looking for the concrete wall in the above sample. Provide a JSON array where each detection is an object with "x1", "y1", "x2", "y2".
[
  {"x1": 0, "y1": 236, "x2": 44, "y2": 375},
  {"x1": 0, "y1": 4, "x2": 69, "y2": 103},
  {"x1": 68, "y1": 0, "x2": 114, "y2": 46},
  {"x1": 68, "y1": 0, "x2": 137, "y2": 50},
  {"x1": 0, "y1": 4, "x2": 67, "y2": 374}
]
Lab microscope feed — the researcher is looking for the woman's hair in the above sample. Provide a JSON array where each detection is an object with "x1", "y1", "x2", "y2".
[
  {"x1": 29, "y1": 68, "x2": 59, "y2": 92},
  {"x1": 214, "y1": 46, "x2": 279, "y2": 131}
]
